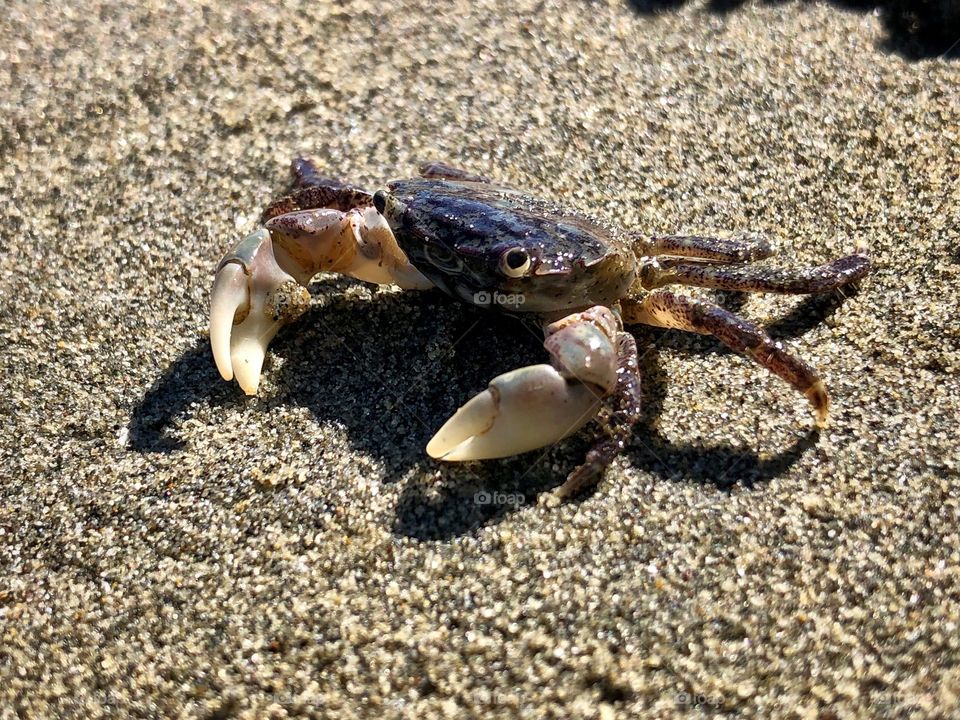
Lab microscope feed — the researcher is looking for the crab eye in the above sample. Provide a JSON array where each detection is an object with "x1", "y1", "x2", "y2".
[
  {"x1": 373, "y1": 190, "x2": 387, "y2": 215},
  {"x1": 499, "y1": 247, "x2": 531, "y2": 278}
]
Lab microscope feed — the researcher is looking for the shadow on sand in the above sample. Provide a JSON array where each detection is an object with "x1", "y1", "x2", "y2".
[
  {"x1": 626, "y1": 0, "x2": 960, "y2": 60},
  {"x1": 130, "y1": 281, "x2": 851, "y2": 540}
]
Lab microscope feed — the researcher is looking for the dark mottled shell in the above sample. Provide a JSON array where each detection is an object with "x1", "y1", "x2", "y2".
[{"x1": 385, "y1": 179, "x2": 635, "y2": 313}]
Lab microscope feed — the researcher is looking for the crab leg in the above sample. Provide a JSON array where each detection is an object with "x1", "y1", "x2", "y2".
[
  {"x1": 632, "y1": 233, "x2": 774, "y2": 263},
  {"x1": 418, "y1": 161, "x2": 492, "y2": 183},
  {"x1": 262, "y1": 181, "x2": 375, "y2": 221},
  {"x1": 260, "y1": 157, "x2": 376, "y2": 220},
  {"x1": 552, "y1": 331, "x2": 643, "y2": 501},
  {"x1": 426, "y1": 307, "x2": 621, "y2": 462},
  {"x1": 290, "y1": 156, "x2": 351, "y2": 189},
  {"x1": 210, "y1": 207, "x2": 431, "y2": 394},
  {"x1": 622, "y1": 289, "x2": 830, "y2": 426},
  {"x1": 638, "y1": 253, "x2": 870, "y2": 294}
]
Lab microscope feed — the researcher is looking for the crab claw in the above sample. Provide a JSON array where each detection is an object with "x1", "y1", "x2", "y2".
[
  {"x1": 426, "y1": 364, "x2": 603, "y2": 460},
  {"x1": 210, "y1": 228, "x2": 311, "y2": 394},
  {"x1": 428, "y1": 306, "x2": 622, "y2": 461}
]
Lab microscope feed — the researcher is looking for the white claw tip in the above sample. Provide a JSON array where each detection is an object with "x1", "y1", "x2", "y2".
[
  {"x1": 210, "y1": 262, "x2": 249, "y2": 383},
  {"x1": 426, "y1": 389, "x2": 498, "y2": 460},
  {"x1": 426, "y1": 365, "x2": 603, "y2": 461},
  {"x1": 231, "y1": 336, "x2": 267, "y2": 395},
  {"x1": 210, "y1": 229, "x2": 301, "y2": 396}
]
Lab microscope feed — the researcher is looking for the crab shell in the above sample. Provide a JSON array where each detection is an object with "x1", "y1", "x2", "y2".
[{"x1": 375, "y1": 179, "x2": 637, "y2": 314}]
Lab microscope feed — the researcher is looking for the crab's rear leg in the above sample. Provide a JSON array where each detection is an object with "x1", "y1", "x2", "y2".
[
  {"x1": 418, "y1": 161, "x2": 492, "y2": 183},
  {"x1": 639, "y1": 251, "x2": 870, "y2": 294},
  {"x1": 210, "y1": 207, "x2": 431, "y2": 394},
  {"x1": 632, "y1": 232, "x2": 870, "y2": 292},
  {"x1": 632, "y1": 233, "x2": 775, "y2": 263},
  {"x1": 622, "y1": 290, "x2": 829, "y2": 426}
]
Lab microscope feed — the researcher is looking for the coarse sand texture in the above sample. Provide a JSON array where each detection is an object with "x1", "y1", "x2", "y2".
[{"x1": 2, "y1": 1, "x2": 959, "y2": 718}]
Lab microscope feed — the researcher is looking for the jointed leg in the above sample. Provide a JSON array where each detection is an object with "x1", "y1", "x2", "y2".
[
  {"x1": 418, "y1": 161, "x2": 492, "y2": 183},
  {"x1": 638, "y1": 253, "x2": 870, "y2": 294},
  {"x1": 622, "y1": 290, "x2": 829, "y2": 426},
  {"x1": 262, "y1": 157, "x2": 374, "y2": 221},
  {"x1": 632, "y1": 233, "x2": 774, "y2": 263},
  {"x1": 291, "y1": 156, "x2": 338, "y2": 188},
  {"x1": 551, "y1": 331, "x2": 643, "y2": 502},
  {"x1": 267, "y1": 158, "x2": 492, "y2": 222}
]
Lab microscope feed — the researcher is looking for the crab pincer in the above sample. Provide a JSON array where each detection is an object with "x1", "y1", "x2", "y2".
[
  {"x1": 210, "y1": 227, "x2": 312, "y2": 395},
  {"x1": 210, "y1": 203, "x2": 431, "y2": 395},
  {"x1": 426, "y1": 307, "x2": 622, "y2": 461}
]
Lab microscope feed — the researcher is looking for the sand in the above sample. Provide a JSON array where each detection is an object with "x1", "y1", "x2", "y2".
[{"x1": 2, "y1": 1, "x2": 959, "y2": 717}]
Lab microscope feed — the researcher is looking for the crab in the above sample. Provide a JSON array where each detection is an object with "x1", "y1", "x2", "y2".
[{"x1": 210, "y1": 158, "x2": 870, "y2": 501}]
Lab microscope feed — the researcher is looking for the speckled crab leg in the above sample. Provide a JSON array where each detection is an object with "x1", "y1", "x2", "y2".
[
  {"x1": 261, "y1": 179, "x2": 375, "y2": 220},
  {"x1": 632, "y1": 233, "x2": 775, "y2": 263},
  {"x1": 417, "y1": 161, "x2": 492, "y2": 183},
  {"x1": 290, "y1": 156, "x2": 346, "y2": 189},
  {"x1": 550, "y1": 331, "x2": 643, "y2": 503},
  {"x1": 427, "y1": 307, "x2": 624, "y2": 464},
  {"x1": 210, "y1": 206, "x2": 431, "y2": 395},
  {"x1": 622, "y1": 290, "x2": 830, "y2": 426},
  {"x1": 638, "y1": 252, "x2": 871, "y2": 294}
]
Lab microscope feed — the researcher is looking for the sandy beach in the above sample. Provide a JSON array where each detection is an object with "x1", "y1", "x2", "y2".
[{"x1": 2, "y1": 1, "x2": 959, "y2": 717}]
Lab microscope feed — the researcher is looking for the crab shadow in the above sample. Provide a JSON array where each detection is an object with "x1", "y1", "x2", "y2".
[
  {"x1": 129, "y1": 345, "x2": 239, "y2": 453},
  {"x1": 391, "y1": 289, "x2": 846, "y2": 540},
  {"x1": 626, "y1": 0, "x2": 960, "y2": 60},
  {"x1": 128, "y1": 280, "x2": 554, "y2": 469},
  {"x1": 129, "y1": 280, "x2": 844, "y2": 541}
]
